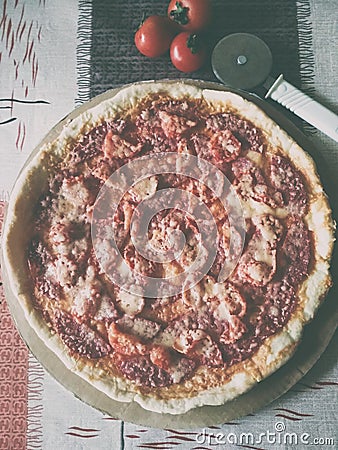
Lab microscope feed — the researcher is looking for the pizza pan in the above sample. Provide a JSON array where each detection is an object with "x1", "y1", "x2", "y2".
[{"x1": 2, "y1": 79, "x2": 337, "y2": 429}]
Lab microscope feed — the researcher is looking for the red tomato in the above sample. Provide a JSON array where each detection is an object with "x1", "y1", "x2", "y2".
[
  {"x1": 168, "y1": 0, "x2": 212, "y2": 32},
  {"x1": 170, "y1": 32, "x2": 207, "y2": 72},
  {"x1": 134, "y1": 15, "x2": 177, "y2": 58}
]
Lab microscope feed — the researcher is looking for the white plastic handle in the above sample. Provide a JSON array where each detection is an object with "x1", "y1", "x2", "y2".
[{"x1": 265, "y1": 74, "x2": 338, "y2": 142}]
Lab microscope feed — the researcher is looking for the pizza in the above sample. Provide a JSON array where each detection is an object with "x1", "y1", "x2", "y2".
[{"x1": 2, "y1": 81, "x2": 335, "y2": 415}]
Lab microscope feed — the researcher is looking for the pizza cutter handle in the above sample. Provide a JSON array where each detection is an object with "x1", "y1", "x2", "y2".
[{"x1": 265, "y1": 75, "x2": 338, "y2": 142}]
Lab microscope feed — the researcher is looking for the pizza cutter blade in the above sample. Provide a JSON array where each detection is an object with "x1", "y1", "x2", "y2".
[{"x1": 211, "y1": 33, "x2": 338, "y2": 142}]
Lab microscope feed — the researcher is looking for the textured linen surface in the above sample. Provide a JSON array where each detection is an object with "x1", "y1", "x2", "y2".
[{"x1": 0, "y1": 0, "x2": 337, "y2": 449}]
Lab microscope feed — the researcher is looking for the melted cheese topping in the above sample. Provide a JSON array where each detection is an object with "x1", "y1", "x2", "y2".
[{"x1": 18, "y1": 86, "x2": 331, "y2": 401}]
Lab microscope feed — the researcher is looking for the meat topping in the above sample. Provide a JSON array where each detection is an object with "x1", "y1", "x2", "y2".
[{"x1": 27, "y1": 95, "x2": 312, "y2": 388}]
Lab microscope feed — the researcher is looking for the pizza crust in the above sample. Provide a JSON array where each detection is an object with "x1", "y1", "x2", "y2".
[{"x1": 2, "y1": 80, "x2": 335, "y2": 415}]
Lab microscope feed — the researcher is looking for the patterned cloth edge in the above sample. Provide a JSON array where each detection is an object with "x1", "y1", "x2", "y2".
[
  {"x1": 27, "y1": 354, "x2": 44, "y2": 450},
  {"x1": 0, "y1": 201, "x2": 29, "y2": 450},
  {"x1": 296, "y1": 0, "x2": 317, "y2": 135},
  {"x1": 76, "y1": 0, "x2": 93, "y2": 107}
]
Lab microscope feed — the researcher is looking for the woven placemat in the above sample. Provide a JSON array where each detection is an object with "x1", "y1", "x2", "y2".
[{"x1": 90, "y1": 0, "x2": 302, "y2": 96}]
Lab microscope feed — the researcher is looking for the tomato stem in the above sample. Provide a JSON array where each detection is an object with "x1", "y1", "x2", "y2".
[
  {"x1": 169, "y1": 1, "x2": 189, "y2": 26},
  {"x1": 136, "y1": 12, "x2": 146, "y2": 31},
  {"x1": 187, "y1": 34, "x2": 200, "y2": 54}
]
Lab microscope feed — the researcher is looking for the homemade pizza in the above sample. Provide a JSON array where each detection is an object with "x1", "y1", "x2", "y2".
[{"x1": 2, "y1": 81, "x2": 335, "y2": 415}]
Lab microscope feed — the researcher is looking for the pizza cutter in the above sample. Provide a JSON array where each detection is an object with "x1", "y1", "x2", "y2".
[{"x1": 211, "y1": 33, "x2": 338, "y2": 142}]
